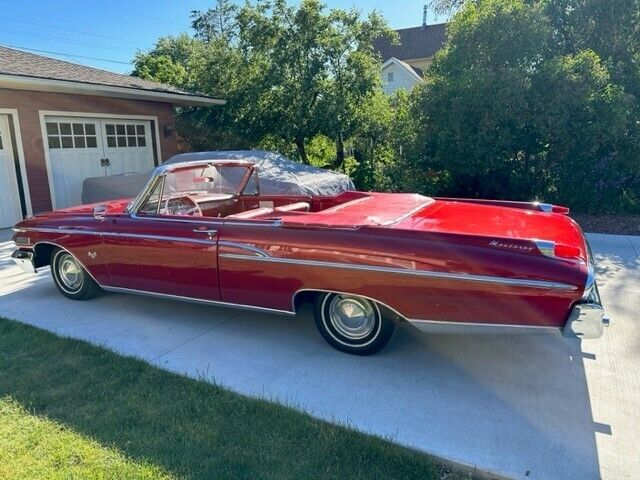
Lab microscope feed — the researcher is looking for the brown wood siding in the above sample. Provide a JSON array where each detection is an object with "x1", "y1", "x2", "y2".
[{"x1": 0, "y1": 88, "x2": 178, "y2": 213}]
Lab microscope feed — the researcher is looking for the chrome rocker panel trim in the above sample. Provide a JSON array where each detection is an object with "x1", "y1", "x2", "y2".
[
  {"x1": 409, "y1": 318, "x2": 561, "y2": 335},
  {"x1": 101, "y1": 286, "x2": 296, "y2": 316}
]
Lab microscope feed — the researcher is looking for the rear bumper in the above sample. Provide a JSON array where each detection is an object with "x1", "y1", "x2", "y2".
[
  {"x1": 563, "y1": 244, "x2": 609, "y2": 339},
  {"x1": 11, "y1": 249, "x2": 36, "y2": 274}
]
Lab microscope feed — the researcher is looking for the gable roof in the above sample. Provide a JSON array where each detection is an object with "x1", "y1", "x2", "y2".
[
  {"x1": 381, "y1": 57, "x2": 423, "y2": 82},
  {"x1": 0, "y1": 46, "x2": 224, "y2": 106},
  {"x1": 374, "y1": 23, "x2": 447, "y2": 62}
]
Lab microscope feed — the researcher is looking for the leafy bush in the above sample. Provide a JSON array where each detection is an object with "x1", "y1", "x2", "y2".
[{"x1": 388, "y1": 0, "x2": 640, "y2": 213}]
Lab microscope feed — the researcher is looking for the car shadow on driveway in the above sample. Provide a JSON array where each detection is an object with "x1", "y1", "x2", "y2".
[{"x1": 0, "y1": 239, "x2": 619, "y2": 479}]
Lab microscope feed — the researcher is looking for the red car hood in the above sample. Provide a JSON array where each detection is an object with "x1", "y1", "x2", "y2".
[
  {"x1": 33, "y1": 199, "x2": 132, "y2": 218},
  {"x1": 396, "y1": 199, "x2": 588, "y2": 260}
]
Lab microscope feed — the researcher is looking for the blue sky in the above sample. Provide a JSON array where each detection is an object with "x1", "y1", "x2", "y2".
[{"x1": 0, "y1": 1, "x2": 446, "y2": 74}]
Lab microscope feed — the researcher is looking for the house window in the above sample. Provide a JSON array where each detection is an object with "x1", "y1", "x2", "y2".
[
  {"x1": 105, "y1": 123, "x2": 147, "y2": 148},
  {"x1": 46, "y1": 122, "x2": 98, "y2": 149},
  {"x1": 387, "y1": 72, "x2": 394, "y2": 82}
]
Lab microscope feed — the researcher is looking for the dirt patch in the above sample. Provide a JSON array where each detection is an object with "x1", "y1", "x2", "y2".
[{"x1": 572, "y1": 214, "x2": 640, "y2": 236}]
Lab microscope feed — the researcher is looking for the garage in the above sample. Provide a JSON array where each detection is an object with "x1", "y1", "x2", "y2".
[
  {"x1": 0, "y1": 45, "x2": 224, "y2": 217},
  {"x1": 44, "y1": 116, "x2": 156, "y2": 209},
  {"x1": 0, "y1": 114, "x2": 23, "y2": 228}
]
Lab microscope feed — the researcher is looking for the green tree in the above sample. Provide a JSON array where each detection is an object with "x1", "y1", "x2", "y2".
[
  {"x1": 134, "y1": 0, "x2": 393, "y2": 166},
  {"x1": 405, "y1": 0, "x2": 640, "y2": 212}
]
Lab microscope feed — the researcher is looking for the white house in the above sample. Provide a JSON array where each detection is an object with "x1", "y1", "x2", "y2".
[{"x1": 374, "y1": 20, "x2": 446, "y2": 95}]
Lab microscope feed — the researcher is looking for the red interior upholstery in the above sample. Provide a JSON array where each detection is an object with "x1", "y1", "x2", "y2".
[
  {"x1": 227, "y1": 207, "x2": 274, "y2": 219},
  {"x1": 275, "y1": 202, "x2": 310, "y2": 212}
]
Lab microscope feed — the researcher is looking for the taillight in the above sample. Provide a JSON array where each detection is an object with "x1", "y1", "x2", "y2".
[{"x1": 555, "y1": 243, "x2": 581, "y2": 259}]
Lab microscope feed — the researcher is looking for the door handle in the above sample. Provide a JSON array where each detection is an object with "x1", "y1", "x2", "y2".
[{"x1": 193, "y1": 228, "x2": 218, "y2": 234}]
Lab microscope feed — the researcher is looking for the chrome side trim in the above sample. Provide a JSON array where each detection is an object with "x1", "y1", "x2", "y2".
[
  {"x1": 23, "y1": 227, "x2": 215, "y2": 245},
  {"x1": 534, "y1": 202, "x2": 554, "y2": 213},
  {"x1": 130, "y1": 212, "x2": 224, "y2": 225},
  {"x1": 102, "y1": 231, "x2": 214, "y2": 245},
  {"x1": 534, "y1": 239, "x2": 556, "y2": 258},
  {"x1": 220, "y1": 253, "x2": 577, "y2": 291},
  {"x1": 223, "y1": 219, "x2": 283, "y2": 228},
  {"x1": 24, "y1": 227, "x2": 102, "y2": 236},
  {"x1": 128, "y1": 213, "x2": 282, "y2": 227},
  {"x1": 409, "y1": 318, "x2": 561, "y2": 335},
  {"x1": 218, "y1": 240, "x2": 270, "y2": 257},
  {"x1": 102, "y1": 286, "x2": 296, "y2": 316}
]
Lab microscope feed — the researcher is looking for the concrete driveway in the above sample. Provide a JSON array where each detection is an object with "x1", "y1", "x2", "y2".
[{"x1": 0, "y1": 227, "x2": 638, "y2": 479}]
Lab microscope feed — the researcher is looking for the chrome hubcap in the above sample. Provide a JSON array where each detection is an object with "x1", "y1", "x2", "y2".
[
  {"x1": 327, "y1": 295, "x2": 377, "y2": 340},
  {"x1": 58, "y1": 254, "x2": 83, "y2": 291}
]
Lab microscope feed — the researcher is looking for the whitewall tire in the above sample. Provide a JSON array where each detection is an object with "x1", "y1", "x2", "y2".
[
  {"x1": 313, "y1": 292, "x2": 396, "y2": 355},
  {"x1": 50, "y1": 248, "x2": 101, "y2": 300}
]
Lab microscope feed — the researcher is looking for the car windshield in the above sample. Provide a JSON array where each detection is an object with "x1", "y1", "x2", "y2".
[{"x1": 164, "y1": 164, "x2": 252, "y2": 197}]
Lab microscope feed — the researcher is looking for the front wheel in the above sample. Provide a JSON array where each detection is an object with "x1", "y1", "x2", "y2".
[
  {"x1": 314, "y1": 293, "x2": 396, "y2": 355},
  {"x1": 50, "y1": 248, "x2": 101, "y2": 300}
]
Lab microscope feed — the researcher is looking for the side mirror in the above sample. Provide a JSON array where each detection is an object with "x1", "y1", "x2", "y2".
[{"x1": 93, "y1": 204, "x2": 107, "y2": 220}]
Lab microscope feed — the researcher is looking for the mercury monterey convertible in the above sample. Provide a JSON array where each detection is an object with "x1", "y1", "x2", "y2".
[{"x1": 11, "y1": 157, "x2": 608, "y2": 355}]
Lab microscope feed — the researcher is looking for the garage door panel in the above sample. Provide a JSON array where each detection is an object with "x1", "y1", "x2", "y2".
[
  {"x1": 46, "y1": 117, "x2": 155, "y2": 209},
  {"x1": 46, "y1": 117, "x2": 105, "y2": 209},
  {"x1": 0, "y1": 115, "x2": 23, "y2": 228},
  {"x1": 49, "y1": 148, "x2": 104, "y2": 208},
  {"x1": 103, "y1": 120, "x2": 154, "y2": 176}
]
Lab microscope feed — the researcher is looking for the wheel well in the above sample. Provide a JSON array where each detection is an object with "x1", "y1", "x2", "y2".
[
  {"x1": 291, "y1": 289, "x2": 405, "y2": 322},
  {"x1": 33, "y1": 243, "x2": 57, "y2": 269},
  {"x1": 292, "y1": 290, "x2": 319, "y2": 312}
]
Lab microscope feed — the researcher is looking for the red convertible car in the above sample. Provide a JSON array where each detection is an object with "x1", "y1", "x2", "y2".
[{"x1": 11, "y1": 158, "x2": 607, "y2": 355}]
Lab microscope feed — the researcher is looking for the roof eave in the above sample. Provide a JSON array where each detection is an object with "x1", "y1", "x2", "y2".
[
  {"x1": 381, "y1": 57, "x2": 423, "y2": 82},
  {"x1": 0, "y1": 73, "x2": 225, "y2": 106}
]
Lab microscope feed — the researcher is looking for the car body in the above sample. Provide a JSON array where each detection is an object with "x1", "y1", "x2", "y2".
[{"x1": 11, "y1": 158, "x2": 608, "y2": 355}]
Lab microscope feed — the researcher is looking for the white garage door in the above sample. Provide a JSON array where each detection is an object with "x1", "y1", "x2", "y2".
[
  {"x1": 45, "y1": 116, "x2": 155, "y2": 209},
  {"x1": 0, "y1": 115, "x2": 23, "y2": 228}
]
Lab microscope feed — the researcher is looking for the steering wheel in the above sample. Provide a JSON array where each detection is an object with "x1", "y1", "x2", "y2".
[{"x1": 163, "y1": 194, "x2": 202, "y2": 217}]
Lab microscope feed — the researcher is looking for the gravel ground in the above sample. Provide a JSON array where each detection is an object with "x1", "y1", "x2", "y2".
[{"x1": 573, "y1": 214, "x2": 640, "y2": 236}]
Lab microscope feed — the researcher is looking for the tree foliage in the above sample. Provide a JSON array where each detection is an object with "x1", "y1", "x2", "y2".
[
  {"x1": 401, "y1": 0, "x2": 640, "y2": 212},
  {"x1": 133, "y1": 0, "x2": 394, "y2": 166},
  {"x1": 133, "y1": 0, "x2": 640, "y2": 212}
]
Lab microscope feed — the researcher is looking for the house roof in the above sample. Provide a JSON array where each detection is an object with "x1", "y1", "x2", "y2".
[
  {"x1": 0, "y1": 46, "x2": 224, "y2": 106},
  {"x1": 381, "y1": 57, "x2": 423, "y2": 82},
  {"x1": 374, "y1": 23, "x2": 447, "y2": 62}
]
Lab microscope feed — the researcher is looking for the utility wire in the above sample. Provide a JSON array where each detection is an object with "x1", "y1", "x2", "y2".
[
  {"x1": 2, "y1": 44, "x2": 133, "y2": 65},
  {"x1": 82, "y1": 0, "x2": 183, "y2": 28},
  {"x1": 1, "y1": 26, "x2": 134, "y2": 53},
  {"x1": 0, "y1": 16, "x2": 139, "y2": 44}
]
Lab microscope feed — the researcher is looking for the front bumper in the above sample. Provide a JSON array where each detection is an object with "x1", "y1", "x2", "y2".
[
  {"x1": 563, "y1": 245, "x2": 609, "y2": 339},
  {"x1": 11, "y1": 249, "x2": 36, "y2": 274}
]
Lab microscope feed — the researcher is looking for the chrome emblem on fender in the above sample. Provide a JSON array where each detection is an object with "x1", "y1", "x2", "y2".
[
  {"x1": 87, "y1": 251, "x2": 97, "y2": 259},
  {"x1": 489, "y1": 240, "x2": 534, "y2": 253}
]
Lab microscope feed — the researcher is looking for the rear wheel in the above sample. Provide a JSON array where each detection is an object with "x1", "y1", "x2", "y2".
[
  {"x1": 50, "y1": 248, "x2": 101, "y2": 300},
  {"x1": 313, "y1": 292, "x2": 396, "y2": 355}
]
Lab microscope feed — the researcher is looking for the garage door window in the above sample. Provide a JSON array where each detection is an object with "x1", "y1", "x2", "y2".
[
  {"x1": 105, "y1": 123, "x2": 147, "y2": 148},
  {"x1": 46, "y1": 122, "x2": 98, "y2": 149}
]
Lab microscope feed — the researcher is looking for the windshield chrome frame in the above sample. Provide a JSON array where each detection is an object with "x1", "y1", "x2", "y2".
[{"x1": 126, "y1": 159, "x2": 258, "y2": 215}]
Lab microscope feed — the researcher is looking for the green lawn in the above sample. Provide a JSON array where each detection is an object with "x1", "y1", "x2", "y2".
[{"x1": 0, "y1": 318, "x2": 470, "y2": 480}]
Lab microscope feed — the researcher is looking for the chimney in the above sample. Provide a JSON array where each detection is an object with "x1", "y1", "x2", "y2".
[{"x1": 423, "y1": 4, "x2": 428, "y2": 27}]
